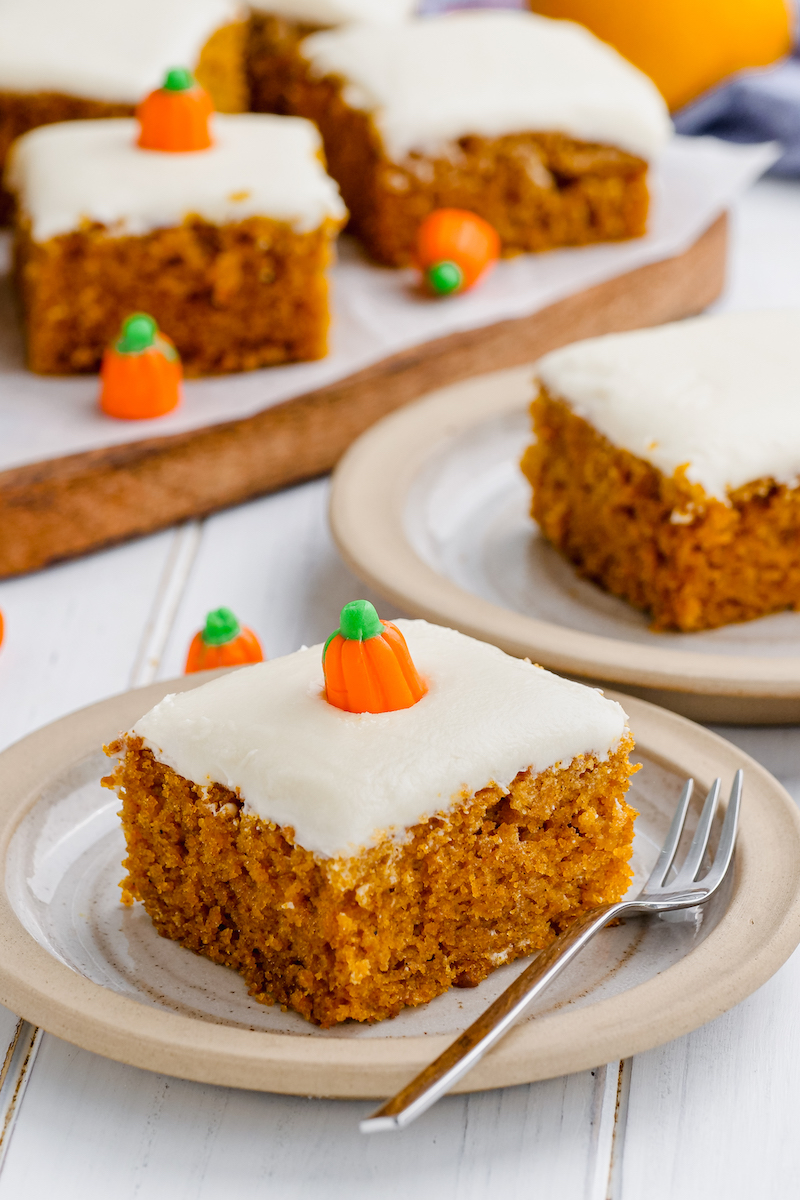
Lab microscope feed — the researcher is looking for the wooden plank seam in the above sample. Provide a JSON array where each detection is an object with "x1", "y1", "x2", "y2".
[
  {"x1": 0, "y1": 1020, "x2": 43, "y2": 1179},
  {"x1": 586, "y1": 1061, "x2": 624, "y2": 1200},
  {"x1": 606, "y1": 1057, "x2": 634, "y2": 1199},
  {"x1": 128, "y1": 521, "x2": 202, "y2": 688}
]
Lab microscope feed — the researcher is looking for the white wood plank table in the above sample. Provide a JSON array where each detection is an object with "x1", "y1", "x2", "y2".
[{"x1": 0, "y1": 177, "x2": 799, "y2": 1200}]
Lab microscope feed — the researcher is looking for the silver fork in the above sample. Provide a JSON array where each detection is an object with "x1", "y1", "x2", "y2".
[{"x1": 360, "y1": 770, "x2": 743, "y2": 1134}]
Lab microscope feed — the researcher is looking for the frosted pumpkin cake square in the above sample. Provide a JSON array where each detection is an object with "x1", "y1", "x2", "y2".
[
  {"x1": 0, "y1": 0, "x2": 248, "y2": 221},
  {"x1": 250, "y1": 9, "x2": 672, "y2": 266},
  {"x1": 6, "y1": 109, "x2": 346, "y2": 375},
  {"x1": 104, "y1": 604, "x2": 637, "y2": 1027},
  {"x1": 522, "y1": 310, "x2": 800, "y2": 632}
]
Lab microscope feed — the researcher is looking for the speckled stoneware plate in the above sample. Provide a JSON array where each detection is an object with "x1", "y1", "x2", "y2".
[
  {"x1": 329, "y1": 364, "x2": 800, "y2": 725},
  {"x1": 0, "y1": 674, "x2": 798, "y2": 1097}
]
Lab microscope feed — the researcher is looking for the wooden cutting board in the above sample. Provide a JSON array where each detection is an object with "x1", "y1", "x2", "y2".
[{"x1": 0, "y1": 214, "x2": 726, "y2": 579}]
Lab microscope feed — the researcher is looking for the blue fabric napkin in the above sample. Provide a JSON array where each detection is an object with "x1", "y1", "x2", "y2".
[{"x1": 674, "y1": 58, "x2": 800, "y2": 176}]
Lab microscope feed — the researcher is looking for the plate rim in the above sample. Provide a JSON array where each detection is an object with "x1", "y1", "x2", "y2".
[
  {"x1": 0, "y1": 675, "x2": 798, "y2": 1097},
  {"x1": 328, "y1": 363, "x2": 800, "y2": 703}
]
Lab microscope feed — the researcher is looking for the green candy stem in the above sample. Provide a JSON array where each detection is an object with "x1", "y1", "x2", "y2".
[
  {"x1": 202, "y1": 606, "x2": 241, "y2": 647},
  {"x1": 323, "y1": 600, "x2": 383, "y2": 660},
  {"x1": 339, "y1": 600, "x2": 384, "y2": 641},
  {"x1": 427, "y1": 260, "x2": 464, "y2": 296},
  {"x1": 116, "y1": 312, "x2": 157, "y2": 355},
  {"x1": 164, "y1": 67, "x2": 195, "y2": 92}
]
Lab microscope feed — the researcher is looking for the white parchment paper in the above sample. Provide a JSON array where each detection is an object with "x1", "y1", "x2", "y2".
[{"x1": 0, "y1": 136, "x2": 777, "y2": 474}]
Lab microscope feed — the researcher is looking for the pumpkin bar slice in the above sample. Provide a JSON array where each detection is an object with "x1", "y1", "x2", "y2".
[
  {"x1": 6, "y1": 103, "x2": 347, "y2": 375},
  {"x1": 0, "y1": 0, "x2": 248, "y2": 221},
  {"x1": 105, "y1": 604, "x2": 637, "y2": 1028},
  {"x1": 522, "y1": 310, "x2": 800, "y2": 632},
  {"x1": 255, "y1": 8, "x2": 672, "y2": 265}
]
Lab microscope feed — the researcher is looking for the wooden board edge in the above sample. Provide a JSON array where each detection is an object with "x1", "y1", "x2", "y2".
[{"x1": 0, "y1": 214, "x2": 727, "y2": 578}]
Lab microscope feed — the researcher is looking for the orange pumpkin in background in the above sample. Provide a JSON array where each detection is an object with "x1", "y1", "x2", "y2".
[
  {"x1": 137, "y1": 67, "x2": 214, "y2": 152},
  {"x1": 527, "y1": 0, "x2": 792, "y2": 111}
]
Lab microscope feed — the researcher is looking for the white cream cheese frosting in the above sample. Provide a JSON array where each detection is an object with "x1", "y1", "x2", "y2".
[
  {"x1": 6, "y1": 114, "x2": 347, "y2": 242},
  {"x1": 301, "y1": 10, "x2": 672, "y2": 162},
  {"x1": 0, "y1": 0, "x2": 243, "y2": 103},
  {"x1": 133, "y1": 620, "x2": 628, "y2": 860},
  {"x1": 250, "y1": 0, "x2": 417, "y2": 25},
  {"x1": 536, "y1": 310, "x2": 800, "y2": 501}
]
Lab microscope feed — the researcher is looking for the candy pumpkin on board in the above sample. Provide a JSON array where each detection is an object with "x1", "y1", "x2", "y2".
[
  {"x1": 527, "y1": 0, "x2": 792, "y2": 111},
  {"x1": 416, "y1": 209, "x2": 500, "y2": 296}
]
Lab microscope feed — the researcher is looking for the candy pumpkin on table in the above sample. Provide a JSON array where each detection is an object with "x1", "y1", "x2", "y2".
[
  {"x1": 527, "y1": 0, "x2": 791, "y2": 111},
  {"x1": 323, "y1": 600, "x2": 427, "y2": 714},
  {"x1": 185, "y1": 608, "x2": 265, "y2": 674}
]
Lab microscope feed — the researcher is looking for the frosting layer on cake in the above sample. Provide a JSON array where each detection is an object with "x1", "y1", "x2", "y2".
[
  {"x1": 250, "y1": 0, "x2": 416, "y2": 24},
  {"x1": 133, "y1": 620, "x2": 627, "y2": 859},
  {"x1": 7, "y1": 114, "x2": 347, "y2": 241},
  {"x1": 0, "y1": 0, "x2": 241, "y2": 103},
  {"x1": 301, "y1": 10, "x2": 671, "y2": 162},
  {"x1": 536, "y1": 310, "x2": 800, "y2": 500}
]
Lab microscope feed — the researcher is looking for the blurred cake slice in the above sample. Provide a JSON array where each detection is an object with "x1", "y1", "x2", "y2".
[
  {"x1": 247, "y1": 0, "x2": 417, "y2": 116},
  {"x1": 0, "y1": 0, "x2": 248, "y2": 220},
  {"x1": 251, "y1": 9, "x2": 672, "y2": 265},
  {"x1": 522, "y1": 311, "x2": 800, "y2": 631},
  {"x1": 6, "y1": 113, "x2": 346, "y2": 375}
]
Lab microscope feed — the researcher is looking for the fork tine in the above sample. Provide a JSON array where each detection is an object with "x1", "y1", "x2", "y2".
[
  {"x1": 673, "y1": 778, "x2": 721, "y2": 886},
  {"x1": 646, "y1": 777, "x2": 694, "y2": 890},
  {"x1": 698, "y1": 770, "x2": 743, "y2": 893}
]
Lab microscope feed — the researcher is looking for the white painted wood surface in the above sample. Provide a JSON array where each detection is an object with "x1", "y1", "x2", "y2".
[{"x1": 0, "y1": 178, "x2": 799, "y2": 1198}]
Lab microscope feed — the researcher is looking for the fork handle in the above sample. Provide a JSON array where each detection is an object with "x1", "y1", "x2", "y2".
[{"x1": 360, "y1": 899, "x2": 635, "y2": 1133}]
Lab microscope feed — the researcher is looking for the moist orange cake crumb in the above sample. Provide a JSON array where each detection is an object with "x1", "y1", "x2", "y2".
[
  {"x1": 14, "y1": 215, "x2": 339, "y2": 376},
  {"x1": 103, "y1": 614, "x2": 637, "y2": 1027},
  {"x1": 247, "y1": 11, "x2": 324, "y2": 118},
  {"x1": 106, "y1": 732, "x2": 637, "y2": 1027}
]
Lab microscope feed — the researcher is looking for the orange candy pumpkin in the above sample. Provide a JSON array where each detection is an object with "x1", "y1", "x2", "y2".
[
  {"x1": 323, "y1": 600, "x2": 427, "y2": 714},
  {"x1": 417, "y1": 209, "x2": 500, "y2": 296},
  {"x1": 99, "y1": 313, "x2": 182, "y2": 420},
  {"x1": 137, "y1": 67, "x2": 213, "y2": 152},
  {"x1": 185, "y1": 607, "x2": 265, "y2": 674}
]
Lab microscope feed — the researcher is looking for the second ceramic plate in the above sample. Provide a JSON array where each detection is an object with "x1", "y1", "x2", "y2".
[{"x1": 330, "y1": 364, "x2": 800, "y2": 724}]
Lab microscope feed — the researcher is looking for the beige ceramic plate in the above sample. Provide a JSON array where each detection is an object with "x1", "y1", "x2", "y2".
[
  {"x1": 0, "y1": 675, "x2": 798, "y2": 1097},
  {"x1": 330, "y1": 365, "x2": 800, "y2": 725}
]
